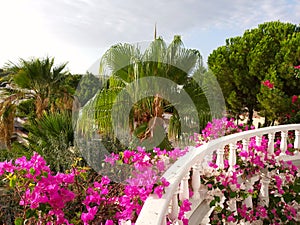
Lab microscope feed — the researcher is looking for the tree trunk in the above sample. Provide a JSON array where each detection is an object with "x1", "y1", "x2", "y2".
[{"x1": 248, "y1": 107, "x2": 254, "y2": 125}]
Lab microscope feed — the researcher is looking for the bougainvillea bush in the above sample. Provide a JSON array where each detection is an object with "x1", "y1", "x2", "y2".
[
  {"x1": 1, "y1": 117, "x2": 299, "y2": 224},
  {"x1": 192, "y1": 117, "x2": 300, "y2": 224},
  {"x1": 0, "y1": 147, "x2": 190, "y2": 224}
]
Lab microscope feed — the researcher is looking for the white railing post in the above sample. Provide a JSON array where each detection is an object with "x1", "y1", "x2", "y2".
[
  {"x1": 243, "y1": 175, "x2": 259, "y2": 209},
  {"x1": 294, "y1": 130, "x2": 300, "y2": 149},
  {"x1": 229, "y1": 143, "x2": 236, "y2": 171},
  {"x1": 192, "y1": 162, "x2": 201, "y2": 200},
  {"x1": 268, "y1": 132, "x2": 275, "y2": 155},
  {"x1": 243, "y1": 180, "x2": 253, "y2": 209},
  {"x1": 242, "y1": 139, "x2": 249, "y2": 152},
  {"x1": 169, "y1": 190, "x2": 179, "y2": 222},
  {"x1": 228, "y1": 198, "x2": 237, "y2": 216},
  {"x1": 256, "y1": 135, "x2": 262, "y2": 146},
  {"x1": 259, "y1": 174, "x2": 270, "y2": 207},
  {"x1": 216, "y1": 148, "x2": 225, "y2": 170},
  {"x1": 280, "y1": 131, "x2": 288, "y2": 154},
  {"x1": 179, "y1": 172, "x2": 190, "y2": 201}
]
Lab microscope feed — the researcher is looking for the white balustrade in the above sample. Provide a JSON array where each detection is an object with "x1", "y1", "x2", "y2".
[
  {"x1": 242, "y1": 139, "x2": 249, "y2": 152},
  {"x1": 191, "y1": 162, "x2": 201, "y2": 200},
  {"x1": 169, "y1": 190, "x2": 179, "y2": 222},
  {"x1": 259, "y1": 175, "x2": 270, "y2": 207},
  {"x1": 179, "y1": 172, "x2": 190, "y2": 201},
  {"x1": 295, "y1": 130, "x2": 300, "y2": 149},
  {"x1": 228, "y1": 143, "x2": 237, "y2": 171},
  {"x1": 256, "y1": 134, "x2": 262, "y2": 146},
  {"x1": 280, "y1": 130, "x2": 288, "y2": 154},
  {"x1": 267, "y1": 132, "x2": 275, "y2": 155},
  {"x1": 243, "y1": 175, "x2": 259, "y2": 209},
  {"x1": 136, "y1": 124, "x2": 300, "y2": 225},
  {"x1": 216, "y1": 148, "x2": 225, "y2": 169}
]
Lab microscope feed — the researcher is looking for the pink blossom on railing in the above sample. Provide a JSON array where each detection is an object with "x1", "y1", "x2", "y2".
[
  {"x1": 203, "y1": 132, "x2": 300, "y2": 224},
  {"x1": 192, "y1": 117, "x2": 247, "y2": 146},
  {"x1": 178, "y1": 199, "x2": 192, "y2": 225}
]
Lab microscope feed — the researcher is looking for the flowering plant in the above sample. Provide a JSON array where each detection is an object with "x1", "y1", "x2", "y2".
[
  {"x1": 0, "y1": 147, "x2": 190, "y2": 224},
  {"x1": 191, "y1": 118, "x2": 300, "y2": 224},
  {"x1": 191, "y1": 117, "x2": 253, "y2": 147},
  {"x1": 262, "y1": 80, "x2": 274, "y2": 89},
  {"x1": 293, "y1": 65, "x2": 300, "y2": 78}
]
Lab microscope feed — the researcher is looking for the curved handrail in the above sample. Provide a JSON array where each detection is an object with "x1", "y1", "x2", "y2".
[{"x1": 136, "y1": 124, "x2": 300, "y2": 225}]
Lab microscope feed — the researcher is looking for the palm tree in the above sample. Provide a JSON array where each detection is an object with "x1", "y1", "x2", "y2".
[
  {"x1": 5, "y1": 57, "x2": 72, "y2": 117},
  {"x1": 24, "y1": 111, "x2": 77, "y2": 172},
  {"x1": 0, "y1": 100, "x2": 16, "y2": 149},
  {"x1": 0, "y1": 57, "x2": 74, "y2": 149},
  {"x1": 77, "y1": 36, "x2": 211, "y2": 151}
]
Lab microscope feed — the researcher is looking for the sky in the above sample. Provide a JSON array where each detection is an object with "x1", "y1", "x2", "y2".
[{"x1": 0, "y1": 0, "x2": 299, "y2": 74}]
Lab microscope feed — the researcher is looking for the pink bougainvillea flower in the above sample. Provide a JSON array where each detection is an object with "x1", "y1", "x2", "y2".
[
  {"x1": 294, "y1": 65, "x2": 300, "y2": 69},
  {"x1": 292, "y1": 95, "x2": 298, "y2": 103},
  {"x1": 262, "y1": 80, "x2": 274, "y2": 89}
]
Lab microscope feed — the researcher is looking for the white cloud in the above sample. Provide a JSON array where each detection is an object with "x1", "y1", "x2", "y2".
[{"x1": 0, "y1": 0, "x2": 299, "y2": 73}]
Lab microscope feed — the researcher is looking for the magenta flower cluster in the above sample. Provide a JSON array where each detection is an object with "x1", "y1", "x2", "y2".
[
  {"x1": 195, "y1": 118, "x2": 300, "y2": 224},
  {"x1": 262, "y1": 80, "x2": 275, "y2": 89},
  {"x1": 0, "y1": 147, "x2": 191, "y2": 224},
  {"x1": 191, "y1": 117, "x2": 253, "y2": 146}
]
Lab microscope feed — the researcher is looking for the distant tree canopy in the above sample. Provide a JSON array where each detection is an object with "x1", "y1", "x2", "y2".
[
  {"x1": 75, "y1": 72, "x2": 102, "y2": 106},
  {"x1": 208, "y1": 21, "x2": 300, "y2": 125}
]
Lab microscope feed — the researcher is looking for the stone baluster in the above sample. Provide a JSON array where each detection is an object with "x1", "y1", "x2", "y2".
[
  {"x1": 280, "y1": 131, "x2": 288, "y2": 155},
  {"x1": 267, "y1": 132, "x2": 275, "y2": 155},
  {"x1": 259, "y1": 175, "x2": 270, "y2": 207},
  {"x1": 242, "y1": 139, "x2": 249, "y2": 152},
  {"x1": 179, "y1": 172, "x2": 190, "y2": 201},
  {"x1": 216, "y1": 148, "x2": 225, "y2": 170},
  {"x1": 192, "y1": 162, "x2": 201, "y2": 200},
  {"x1": 169, "y1": 189, "x2": 179, "y2": 222},
  {"x1": 229, "y1": 143, "x2": 237, "y2": 171},
  {"x1": 204, "y1": 150, "x2": 214, "y2": 168},
  {"x1": 243, "y1": 176, "x2": 258, "y2": 209},
  {"x1": 280, "y1": 131, "x2": 287, "y2": 155},
  {"x1": 256, "y1": 135, "x2": 262, "y2": 146},
  {"x1": 294, "y1": 130, "x2": 300, "y2": 149},
  {"x1": 228, "y1": 198, "x2": 237, "y2": 215}
]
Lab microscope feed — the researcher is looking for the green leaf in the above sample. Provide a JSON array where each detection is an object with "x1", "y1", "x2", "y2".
[
  {"x1": 210, "y1": 199, "x2": 216, "y2": 207},
  {"x1": 25, "y1": 209, "x2": 37, "y2": 219},
  {"x1": 295, "y1": 194, "x2": 300, "y2": 204},
  {"x1": 9, "y1": 174, "x2": 17, "y2": 188},
  {"x1": 229, "y1": 191, "x2": 237, "y2": 198},
  {"x1": 29, "y1": 168, "x2": 35, "y2": 175},
  {"x1": 283, "y1": 193, "x2": 294, "y2": 203},
  {"x1": 293, "y1": 183, "x2": 300, "y2": 193},
  {"x1": 14, "y1": 218, "x2": 23, "y2": 225},
  {"x1": 273, "y1": 196, "x2": 281, "y2": 204}
]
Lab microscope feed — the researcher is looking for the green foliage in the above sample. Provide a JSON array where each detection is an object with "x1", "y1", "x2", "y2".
[
  {"x1": 0, "y1": 142, "x2": 33, "y2": 162},
  {"x1": 75, "y1": 72, "x2": 102, "y2": 106},
  {"x1": 24, "y1": 112, "x2": 78, "y2": 172},
  {"x1": 15, "y1": 99, "x2": 35, "y2": 119},
  {"x1": 208, "y1": 21, "x2": 300, "y2": 124},
  {"x1": 78, "y1": 36, "x2": 211, "y2": 151},
  {"x1": 4, "y1": 57, "x2": 74, "y2": 117}
]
